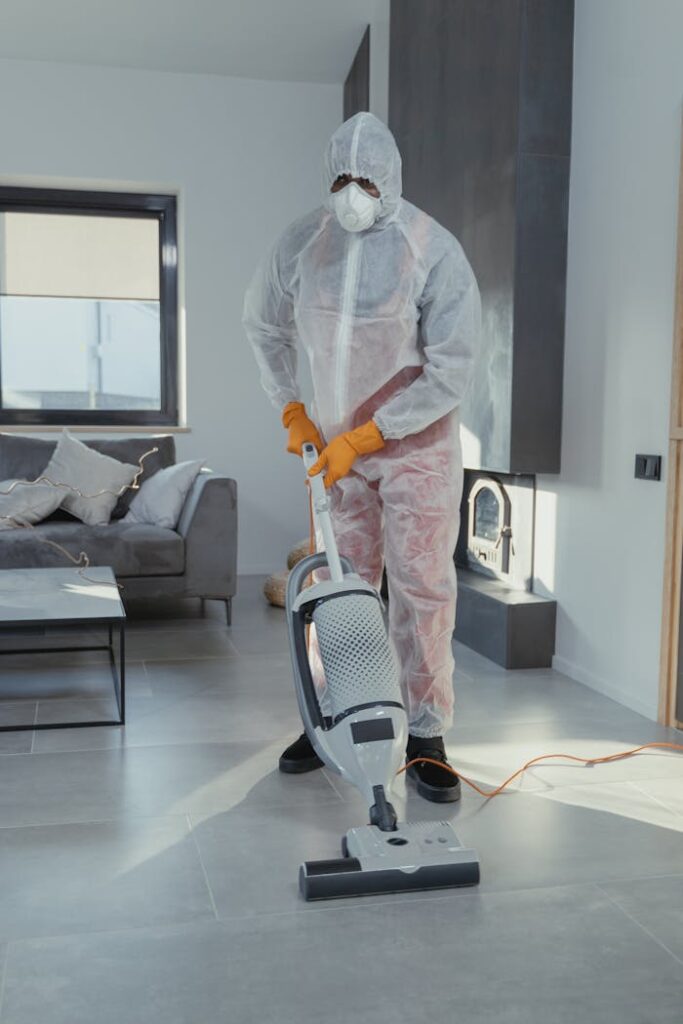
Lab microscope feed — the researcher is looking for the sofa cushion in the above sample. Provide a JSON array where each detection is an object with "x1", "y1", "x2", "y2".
[
  {"x1": 0, "y1": 521, "x2": 185, "y2": 576},
  {"x1": 0, "y1": 479, "x2": 64, "y2": 529},
  {"x1": 94, "y1": 437, "x2": 177, "y2": 518},
  {"x1": 0, "y1": 434, "x2": 177, "y2": 519},
  {"x1": 43, "y1": 430, "x2": 139, "y2": 526},
  {"x1": 123, "y1": 460, "x2": 205, "y2": 529}
]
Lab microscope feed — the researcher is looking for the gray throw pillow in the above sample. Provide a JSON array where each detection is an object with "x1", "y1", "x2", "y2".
[
  {"x1": 0, "y1": 479, "x2": 64, "y2": 530},
  {"x1": 42, "y1": 429, "x2": 138, "y2": 526},
  {"x1": 0, "y1": 432, "x2": 177, "y2": 519},
  {"x1": 123, "y1": 460, "x2": 204, "y2": 529}
]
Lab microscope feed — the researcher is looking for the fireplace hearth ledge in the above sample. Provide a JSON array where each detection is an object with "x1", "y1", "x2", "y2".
[{"x1": 455, "y1": 568, "x2": 557, "y2": 670}]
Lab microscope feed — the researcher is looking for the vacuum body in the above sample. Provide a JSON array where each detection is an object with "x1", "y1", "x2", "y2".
[{"x1": 286, "y1": 443, "x2": 480, "y2": 900}]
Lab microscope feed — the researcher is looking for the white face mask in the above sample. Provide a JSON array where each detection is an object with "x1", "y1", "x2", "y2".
[{"x1": 331, "y1": 181, "x2": 380, "y2": 233}]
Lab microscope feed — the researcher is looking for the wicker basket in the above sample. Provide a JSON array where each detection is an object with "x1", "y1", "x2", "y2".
[
  {"x1": 263, "y1": 570, "x2": 289, "y2": 608},
  {"x1": 264, "y1": 538, "x2": 313, "y2": 608},
  {"x1": 287, "y1": 538, "x2": 312, "y2": 570}
]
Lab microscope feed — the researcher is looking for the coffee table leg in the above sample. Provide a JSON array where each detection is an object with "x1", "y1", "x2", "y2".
[
  {"x1": 119, "y1": 622, "x2": 126, "y2": 725},
  {"x1": 109, "y1": 621, "x2": 126, "y2": 726}
]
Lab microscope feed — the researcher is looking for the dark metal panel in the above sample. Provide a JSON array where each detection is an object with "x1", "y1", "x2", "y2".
[
  {"x1": 344, "y1": 26, "x2": 370, "y2": 120},
  {"x1": 390, "y1": 0, "x2": 523, "y2": 472},
  {"x1": 518, "y1": 0, "x2": 574, "y2": 157},
  {"x1": 389, "y1": 0, "x2": 573, "y2": 475},
  {"x1": 510, "y1": 153, "x2": 569, "y2": 474}
]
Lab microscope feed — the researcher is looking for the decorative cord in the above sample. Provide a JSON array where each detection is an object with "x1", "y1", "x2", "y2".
[{"x1": 0, "y1": 446, "x2": 159, "y2": 587}]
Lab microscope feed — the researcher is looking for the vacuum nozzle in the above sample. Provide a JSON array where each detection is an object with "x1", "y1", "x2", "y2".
[
  {"x1": 300, "y1": 855, "x2": 480, "y2": 901},
  {"x1": 299, "y1": 821, "x2": 480, "y2": 901}
]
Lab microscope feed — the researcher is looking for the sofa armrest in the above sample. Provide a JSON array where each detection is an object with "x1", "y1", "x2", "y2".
[{"x1": 177, "y1": 469, "x2": 238, "y2": 599}]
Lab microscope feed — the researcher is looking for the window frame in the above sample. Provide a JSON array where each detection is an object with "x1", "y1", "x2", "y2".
[{"x1": 0, "y1": 186, "x2": 178, "y2": 427}]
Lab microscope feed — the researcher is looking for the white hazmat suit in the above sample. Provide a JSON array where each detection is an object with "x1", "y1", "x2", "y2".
[{"x1": 244, "y1": 112, "x2": 480, "y2": 737}]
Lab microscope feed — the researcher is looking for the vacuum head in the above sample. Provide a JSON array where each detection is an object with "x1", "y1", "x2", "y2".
[{"x1": 300, "y1": 821, "x2": 480, "y2": 901}]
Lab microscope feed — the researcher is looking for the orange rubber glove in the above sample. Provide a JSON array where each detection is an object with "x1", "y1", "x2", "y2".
[
  {"x1": 308, "y1": 420, "x2": 385, "y2": 489},
  {"x1": 282, "y1": 401, "x2": 324, "y2": 457}
]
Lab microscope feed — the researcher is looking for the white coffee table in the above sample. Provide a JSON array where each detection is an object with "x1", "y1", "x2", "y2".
[{"x1": 0, "y1": 566, "x2": 126, "y2": 732}]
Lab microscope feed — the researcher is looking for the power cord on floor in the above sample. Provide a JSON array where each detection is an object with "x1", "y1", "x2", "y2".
[{"x1": 400, "y1": 742, "x2": 683, "y2": 799}]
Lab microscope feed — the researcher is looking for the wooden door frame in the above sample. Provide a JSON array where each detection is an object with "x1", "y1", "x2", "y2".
[{"x1": 658, "y1": 116, "x2": 683, "y2": 728}]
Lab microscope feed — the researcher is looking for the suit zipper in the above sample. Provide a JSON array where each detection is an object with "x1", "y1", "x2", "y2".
[{"x1": 334, "y1": 232, "x2": 362, "y2": 425}]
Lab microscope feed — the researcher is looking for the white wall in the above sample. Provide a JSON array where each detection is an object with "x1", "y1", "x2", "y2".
[
  {"x1": 0, "y1": 57, "x2": 341, "y2": 574},
  {"x1": 534, "y1": 0, "x2": 683, "y2": 719}
]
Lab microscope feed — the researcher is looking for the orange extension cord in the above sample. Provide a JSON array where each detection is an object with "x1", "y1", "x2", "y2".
[
  {"x1": 305, "y1": 485, "x2": 683, "y2": 801},
  {"x1": 400, "y1": 743, "x2": 683, "y2": 800}
]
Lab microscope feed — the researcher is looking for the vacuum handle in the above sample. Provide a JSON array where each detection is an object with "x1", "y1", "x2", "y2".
[
  {"x1": 301, "y1": 441, "x2": 320, "y2": 476},
  {"x1": 302, "y1": 443, "x2": 344, "y2": 583}
]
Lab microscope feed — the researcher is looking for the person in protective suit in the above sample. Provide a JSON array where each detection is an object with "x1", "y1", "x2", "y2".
[{"x1": 243, "y1": 112, "x2": 480, "y2": 802}]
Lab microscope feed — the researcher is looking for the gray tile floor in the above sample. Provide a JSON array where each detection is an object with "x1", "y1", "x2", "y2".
[{"x1": 0, "y1": 574, "x2": 681, "y2": 1022}]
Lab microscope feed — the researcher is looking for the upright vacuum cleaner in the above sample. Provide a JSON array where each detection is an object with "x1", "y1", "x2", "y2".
[{"x1": 286, "y1": 443, "x2": 480, "y2": 900}]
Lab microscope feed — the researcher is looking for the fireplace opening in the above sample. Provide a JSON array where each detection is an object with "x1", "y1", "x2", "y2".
[
  {"x1": 468, "y1": 478, "x2": 511, "y2": 576},
  {"x1": 456, "y1": 470, "x2": 535, "y2": 591}
]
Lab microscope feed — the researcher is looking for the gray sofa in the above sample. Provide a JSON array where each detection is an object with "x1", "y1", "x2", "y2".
[{"x1": 0, "y1": 434, "x2": 238, "y2": 622}]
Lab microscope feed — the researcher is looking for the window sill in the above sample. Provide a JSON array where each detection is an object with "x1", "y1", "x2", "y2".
[{"x1": 0, "y1": 424, "x2": 191, "y2": 434}]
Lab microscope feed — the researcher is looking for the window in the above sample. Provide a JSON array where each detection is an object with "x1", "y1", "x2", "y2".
[{"x1": 0, "y1": 187, "x2": 178, "y2": 426}]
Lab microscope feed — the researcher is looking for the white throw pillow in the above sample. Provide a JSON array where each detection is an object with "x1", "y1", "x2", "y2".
[
  {"x1": 122, "y1": 460, "x2": 204, "y2": 529},
  {"x1": 0, "y1": 479, "x2": 64, "y2": 530},
  {"x1": 42, "y1": 429, "x2": 138, "y2": 526}
]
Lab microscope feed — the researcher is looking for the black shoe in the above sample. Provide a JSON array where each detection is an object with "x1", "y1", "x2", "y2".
[
  {"x1": 405, "y1": 735, "x2": 461, "y2": 803},
  {"x1": 279, "y1": 732, "x2": 323, "y2": 774}
]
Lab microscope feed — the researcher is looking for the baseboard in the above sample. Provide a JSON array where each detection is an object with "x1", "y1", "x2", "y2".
[{"x1": 552, "y1": 654, "x2": 659, "y2": 722}]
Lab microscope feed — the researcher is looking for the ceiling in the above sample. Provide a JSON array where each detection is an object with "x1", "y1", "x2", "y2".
[{"x1": 0, "y1": 0, "x2": 372, "y2": 83}]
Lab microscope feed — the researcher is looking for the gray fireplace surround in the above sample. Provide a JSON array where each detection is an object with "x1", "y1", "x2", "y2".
[{"x1": 387, "y1": 0, "x2": 572, "y2": 667}]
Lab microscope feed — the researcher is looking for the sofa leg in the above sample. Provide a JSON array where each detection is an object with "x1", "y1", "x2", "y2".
[{"x1": 198, "y1": 597, "x2": 231, "y2": 624}]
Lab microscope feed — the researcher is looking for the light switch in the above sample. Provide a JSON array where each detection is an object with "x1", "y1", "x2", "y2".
[{"x1": 634, "y1": 454, "x2": 662, "y2": 481}]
